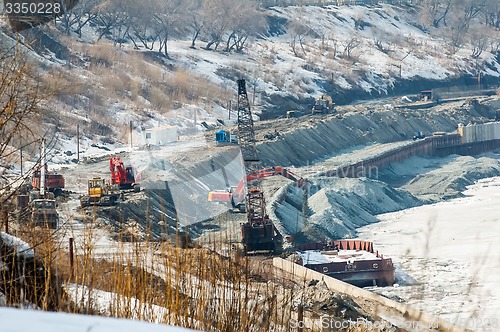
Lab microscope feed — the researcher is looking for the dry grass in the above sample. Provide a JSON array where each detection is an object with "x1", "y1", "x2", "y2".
[
  {"x1": 53, "y1": 41, "x2": 230, "y2": 135},
  {"x1": 1, "y1": 216, "x2": 298, "y2": 331}
]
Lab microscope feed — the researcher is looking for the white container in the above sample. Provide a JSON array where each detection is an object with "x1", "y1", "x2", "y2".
[{"x1": 144, "y1": 125, "x2": 178, "y2": 145}]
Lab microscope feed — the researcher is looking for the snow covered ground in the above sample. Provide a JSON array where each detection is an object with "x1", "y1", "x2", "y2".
[
  {"x1": 0, "y1": 307, "x2": 195, "y2": 332},
  {"x1": 357, "y1": 177, "x2": 500, "y2": 331}
]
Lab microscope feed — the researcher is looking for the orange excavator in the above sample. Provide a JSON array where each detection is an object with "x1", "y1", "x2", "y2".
[
  {"x1": 208, "y1": 166, "x2": 303, "y2": 212},
  {"x1": 109, "y1": 157, "x2": 141, "y2": 192}
]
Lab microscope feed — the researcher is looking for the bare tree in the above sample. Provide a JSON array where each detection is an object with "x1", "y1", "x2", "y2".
[
  {"x1": 418, "y1": 0, "x2": 453, "y2": 28},
  {"x1": 203, "y1": 0, "x2": 232, "y2": 50},
  {"x1": 72, "y1": 0, "x2": 100, "y2": 38},
  {"x1": 92, "y1": 0, "x2": 129, "y2": 41},
  {"x1": 152, "y1": 0, "x2": 187, "y2": 57},
  {"x1": 224, "y1": 2, "x2": 267, "y2": 53},
  {"x1": 124, "y1": 0, "x2": 158, "y2": 50},
  {"x1": 57, "y1": 0, "x2": 99, "y2": 37},
  {"x1": 342, "y1": 36, "x2": 362, "y2": 60},
  {"x1": 469, "y1": 24, "x2": 490, "y2": 59},
  {"x1": 373, "y1": 31, "x2": 398, "y2": 54},
  {"x1": 288, "y1": 19, "x2": 312, "y2": 58},
  {"x1": 483, "y1": 0, "x2": 500, "y2": 28},
  {"x1": 186, "y1": 0, "x2": 208, "y2": 49},
  {"x1": 0, "y1": 42, "x2": 54, "y2": 208}
]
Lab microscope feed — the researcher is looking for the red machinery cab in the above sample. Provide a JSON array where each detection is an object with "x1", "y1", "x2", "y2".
[{"x1": 110, "y1": 157, "x2": 140, "y2": 191}]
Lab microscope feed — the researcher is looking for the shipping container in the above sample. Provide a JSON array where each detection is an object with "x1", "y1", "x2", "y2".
[{"x1": 144, "y1": 125, "x2": 178, "y2": 145}]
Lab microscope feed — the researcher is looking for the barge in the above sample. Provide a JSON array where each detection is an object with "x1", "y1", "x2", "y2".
[{"x1": 296, "y1": 240, "x2": 395, "y2": 287}]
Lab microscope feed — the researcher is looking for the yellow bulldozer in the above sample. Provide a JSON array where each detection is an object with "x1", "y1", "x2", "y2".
[
  {"x1": 80, "y1": 178, "x2": 121, "y2": 208},
  {"x1": 311, "y1": 95, "x2": 334, "y2": 114}
]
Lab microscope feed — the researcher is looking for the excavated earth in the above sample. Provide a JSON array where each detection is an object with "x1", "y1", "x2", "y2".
[{"x1": 58, "y1": 95, "x2": 500, "y2": 246}]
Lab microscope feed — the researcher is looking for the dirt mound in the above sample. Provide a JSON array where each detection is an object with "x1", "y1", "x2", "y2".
[
  {"x1": 399, "y1": 154, "x2": 500, "y2": 202},
  {"x1": 272, "y1": 177, "x2": 420, "y2": 244}
]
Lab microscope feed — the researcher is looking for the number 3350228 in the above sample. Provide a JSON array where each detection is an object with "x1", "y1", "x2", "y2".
[{"x1": 5, "y1": 2, "x2": 61, "y2": 15}]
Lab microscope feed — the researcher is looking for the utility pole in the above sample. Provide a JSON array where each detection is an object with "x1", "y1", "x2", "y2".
[
  {"x1": 76, "y1": 124, "x2": 80, "y2": 162},
  {"x1": 40, "y1": 138, "x2": 46, "y2": 197},
  {"x1": 129, "y1": 121, "x2": 133, "y2": 148},
  {"x1": 252, "y1": 82, "x2": 256, "y2": 106},
  {"x1": 20, "y1": 137, "x2": 23, "y2": 176}
]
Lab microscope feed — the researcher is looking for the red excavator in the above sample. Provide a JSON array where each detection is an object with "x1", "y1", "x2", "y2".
[
  {"x1": 109, "y1": 157, "x2": 140, "y2": 192},
  {"x1": 208, "y1": 166, "x2": 303, "y2": 212}
]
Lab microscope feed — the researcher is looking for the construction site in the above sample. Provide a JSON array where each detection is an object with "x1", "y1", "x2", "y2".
[
  {"x1": 2, "y1": 1, "x2": 500, "y2": 331},
  {"x1": 3, "y1": 77, "x2": 500, "y2": 330}
]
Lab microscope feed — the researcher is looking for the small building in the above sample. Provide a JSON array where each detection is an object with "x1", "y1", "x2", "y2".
[{"x1": 144, "y1": 125, "x2": 177, "y2": 145}]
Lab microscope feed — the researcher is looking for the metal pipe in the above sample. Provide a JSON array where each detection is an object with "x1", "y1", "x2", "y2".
[
  {"x1": 69, "y1": 237, "x2": 74, "y2": 279},
  {"x1": 40, "y1": 138, "x2": 46, "y2": 197}
]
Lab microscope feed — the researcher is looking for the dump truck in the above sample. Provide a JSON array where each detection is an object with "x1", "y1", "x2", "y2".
[
  {"x1": 29, "y1": 198, "x2": 58, "y2": 229},
  {"x1": 16, "y1": 190, "x2": 59, "y2": 229},
  {"x1": 31, "y1": 164, "x2": 65, "y2": 197}
]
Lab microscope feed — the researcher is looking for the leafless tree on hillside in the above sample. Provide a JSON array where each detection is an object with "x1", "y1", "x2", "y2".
[
  {"x1": 203, "y1": 0, "x2": 232, "y2": 50},
  {"x1": 224, "y1": 2, "x2": 267, "y2": 53},
  {"x1": 0, "y1": 42, "x2": 54, "y2": 209},
  {"x1": 92, "y1": 0, "x2": 129, "y2": 42},
  {"x1": 469, "y1": 24, "x2": 490, "y2": 59},
  {"x1": 460, "y1": 0, "x2": 487, "y2": 30},
  {"x1": 186, "y1": 0, "x2": 209, "y2": 48},
  {"x1": 418, "y1": 0, "x2": 453, "y2": 28},
  {"x1": 342, "y1": 36, "x2": 362, "y2": 60},
  {"x1": 124, "y1": 0, "x2": 158, "y2": 50},
  {"x1": 152, "y1": 0, "x2": 188, "y2": 58},
  {"x1": 57, "y1": 0, "x2": 99, "y2": 37},
  {"x1": 288, "y1": 19, "x2": 313, "y2": 58},
  {"x1": 483, "y1": 0, "x2": 500, "y2": 28},
  {"x1": 373, "y1": 31, "x2": 399, "y2": 54}
]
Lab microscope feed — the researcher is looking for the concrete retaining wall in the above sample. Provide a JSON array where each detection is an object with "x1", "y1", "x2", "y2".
[{"x1": 273, "y1": 257, "x2": 469, "y2": 332}]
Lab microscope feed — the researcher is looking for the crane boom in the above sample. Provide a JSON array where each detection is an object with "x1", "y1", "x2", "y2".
[
  {"x1": 237, "y1": 79, "x2": 259, "y2": 167},
  {"x1": 236, "y1": 79, "x2": 282, "y2": 253}
]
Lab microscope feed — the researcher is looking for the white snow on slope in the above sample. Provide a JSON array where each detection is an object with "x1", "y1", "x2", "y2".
[
  {"x1": 0, "y1": 307, "x2": 196, "y2": 332},
  {"x1": 164, "y1": 4, "x2": 498, "y2": 101}
]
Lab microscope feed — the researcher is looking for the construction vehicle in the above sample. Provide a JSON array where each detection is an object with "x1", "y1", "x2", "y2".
[
  {"x1": 29, "y1": 198, "x2": 59, "y2": 228},
  {"x1": 80, "y1": 177, "x2": 121, "y2": 208},
  {"x1": 413, "y1": 130, "x2": 426, "y2": 140},
  {"x1": 419, "y1": 90, "x2": 433, "y2": 102},
  {"x1": 312, "y1": 95, "x2": 334, "y2": 114},
  {"x1": 286, "y1": 110, "x2": 298, "y2": 118},
  {"x1": 208, "y1": 166, "x2": 303, "y2": 212},
  {"x1": 234, "y1": 79, "x2": 283, "y2": 253},
  {"x1": 16, "y1": 139, "x2": 59, "y2": 228},
  {"x1": 31, "y1": 164, "x2": 65, "y2": 197},
  {"x1": 17, "y1": 192, "x2": 59, "y2": 229},
  {"x1": 110, "y1": 157, "x2": 140, "y2": 192},
  {"x1": 215, "y1": 129, "x2": 238, "y2": 145}
]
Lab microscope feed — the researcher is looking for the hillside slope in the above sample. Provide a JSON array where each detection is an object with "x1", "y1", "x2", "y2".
[{"x1": 2, "y1": 3, "x2": 500, "y2": 151}]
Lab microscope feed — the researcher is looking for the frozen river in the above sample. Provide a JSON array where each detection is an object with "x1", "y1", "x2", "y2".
[{"x1": 357, "y1": 177, "x2": 500, "y2": 331}]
